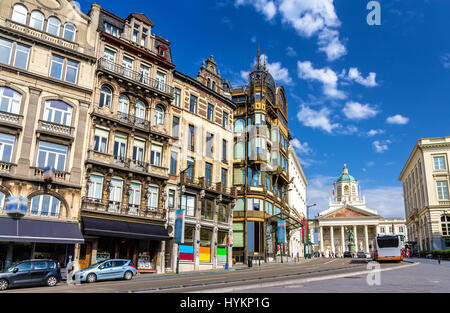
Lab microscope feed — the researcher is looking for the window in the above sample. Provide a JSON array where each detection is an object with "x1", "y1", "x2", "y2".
[
  {"x1": 380, "y1": 226, "x2": 385, "y2": 234},
  {"x1": 47, "y1": 17, "x2": 61, "y2": 36},
  {"x1": 0, "y1": 191, "x2": 5, "y2": 213},
  {"x1": 129, "y1": 182, "x2": 142, "y2": 207},
  {"x1": 132, "y1": 24, "x2": 140, "y2": 43},
  {"x1": 63, "y1": 23, "x2": 76, "y2": 42},
  {"x1": 147, "y1": 186, "x2": 159, "y2": 211},
  {"x1": 170, "y1": 151, "x2": 177, "y2": 175},
  {"x1": 234, "y1": 119, "x2": 245, "y2": 133},
  {"x1": 140, "y1": 63, "x2": 150, "y2": 85},
  {"x1": 43, "y1": 100, "x2": 72, "y2": 126},
  {"x1": 221, "y1": 168, "x2": 227, "y2": 187},
  {"x1": 188, "y1": 125, "x2": 195, "y2": 151},
  {"x1": 189, "y1": 95, "x2": 197, "y2": 113},
  {"x1": 122, "y1": 56, "x2": 134, "y2": 78},
  {"x1": 50, "y1": 55, "x2": 79, "y2": 83},
  {"x1": 201, "y1": 199, "x2": 213, "y2": 220},
  {"x1": 173, "y1": 88, "x2": 181, "y2": 107},
  {"x1": 99, "y1": 86, "x2": 112, "y2": 108},
  {"x1": 11, "y1": 4, "x2": 27, "y2": 25},
  {"x1": 234, "y1": 198, "x2": 244, "y2": 211},
  {"x1": 50, "y1": 55, "x2": 64, "y2": 80},
  {"x1": 234, "y1": 141, "x2": 245, "y2": 160},
  {"x1": 141, "y1": 28, "x2": 148, "y2": 47},
  {"x1": 132, "y1": 138, "x2": 145, "y2": 164},
  {"x1": 13, "y1": 43, "x2": 30, "y2": 69},
  {"x1": 109, "y1": 178, "x2": 123, "y2": 205},
  {"x1": 218, "y1": 205, "x2": 227, "y2": 223},
  {"x1": 103, "y1": 48, "x2": 116, "y2": 70},
  {"x1": 156, "y1": 71, "x2": 166, "y2": 91},
  {"x1": 442, "y1": 216, "x2": 450, "y2": 236},
  {"x1": 172, "y1": 116, "x2": 179, "y2": 138},
  {"x1": 113, "y1": 134, "x2": 127, "y2": 161},
  {"x1": 135, "y1": 101, "x2": 146, "y2": 123},
  {"x1": 222, "y1": 112, "x2": 228, "y2": 129},
  {"x1": 37, "y1": 141, "x2": 67, "y2": 171},
  {"x1": 434, "y1": 157, "x2": 446, "y2": 170},
  {"x1": 0, "y1": 37, "x2": 13, "y2": 65},
  {"x1": 206, "y1": 133, "x2": 213, "y2": 157},
  {"x1": 0, "y1": 133, "x2": 15, "y2": 163},
  {"x1": 233, "y1": 167, "x2": 244, "y2": 185},
  {"x1": 154, "y1": 106, "x2": 164, "y2": 125},
  {"x1": 88, "y1": 174, "x2": 103, "y2": 200},
  {"x1": 222, "y1": 140, "x2": 227, "y2": 161},
  {"x1": 150, "y1": 144, "x2": 162, "y2": 166},
  {"x1": 207, "y1": 104, "x2": 214, "y2": 121},
  {"x1": 31, "y1": 195, "x2": 61, "y2": 218},
  {"x1": 181, "y1": 194, "x2": 195, "y2": 217},
  {"x1": 233, "y1": 223, "x2": 244, "y2": 248},
  {"x1": 104, "y1": 23, "x2": 120, "y2": 38},
  {"x1": 187, "y1": 157, "x2": 195, "y2": 180},
  {"x1": 118, "y1": 95, "x2": 129, "y2": 115},
  {"x1": 168, "y1": 190, "x2": 175, "y2": 208},
  {"x1": 158, "y1": 46, "x2": 166, "y2": 58},
  {"x1": 247, "y1": 198, "x2": 262, "y2": 211},
  {"x1": 437, "y1": 181, "x2": 449, "y2": 200},
  {"x1": 205, "y1": 162, "x2": 212, "y2": 186},
  {"x1": 94, "y1": 128, "x2": 109, "y2": 153}
]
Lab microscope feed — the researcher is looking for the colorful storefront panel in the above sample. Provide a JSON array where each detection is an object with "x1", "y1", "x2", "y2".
[
  {"x1": 179, "y1": 245, "x2": 194, "y2": 261},
  {"x1": 199, "y1": 247, "x2": 211, "y2": 262}
]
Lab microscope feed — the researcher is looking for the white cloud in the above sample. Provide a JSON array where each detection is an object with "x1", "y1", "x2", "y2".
[
  {"x1": 306, "y1": 174, "x2": 337, "y2": 217},
  {"x1": 336, "y1": 125, "x2": 359, "y2": 136},
  {"x1": 291, "y1": 139, "x2": 313, "y2": 155},
  {"x1": 297, "y1": 105, "x2": 340, "y2": 133},
  {"x1": 345, "y1": 67, "x2": 378, "y2": 87},
  {"x1": 251, "y1": 35, "x2": 257, "y2": 43},
  {"x1": 342, "y1": 101, "x2": 379, "y2": 121},
  {"x1": 241, "y1": 53, "x2": 292, "y2": 84},
  {"x1": 373, "y1": 140, "x2": 392, "y2": 153},
  {"x1": 235, "y1": 0, "x2": 277, "y2": 20},
  {"x1": 286, "y1": 46, "x2": 297, "y2": 57},
  {"x1": 387, "y1": 114, "x2": 410, "y2": 125},
  {"x1": 364, "y1": 186, "x2": 405, "y2": 218},
  {"x1": 367, "y1": 129, "x2": 385, "y2": 137},
  {"x1": 317, "y1": 27, "x2": 347, "y2": 62},
  {"x1": 297, "y1": 60, "x2": 345, "y2": 99},
  {"x1": 441, "y1": 53, "x2": 450, "y2": 69}
]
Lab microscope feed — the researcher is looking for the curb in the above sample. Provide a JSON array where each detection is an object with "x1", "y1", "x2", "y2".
[{"x1": 190, "y1": 262, "x2": 420, "y2": 293}]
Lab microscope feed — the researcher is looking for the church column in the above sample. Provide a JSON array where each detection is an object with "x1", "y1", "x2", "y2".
[
  {"x1": 330, "y1": 226, "x2": 335, "y2": 255},
  {"x1": 354, "y1": 225, "x2": 358, "y2": 252},
  {"x1": 364, "y1": 225, "x2": 369, "y2": 253},
  {"x1": 320, "y1": 226, "x2": 324, "y2": 254},
  {"x1": 341, "y1": 226, "x2": 345, "y2": 255}
]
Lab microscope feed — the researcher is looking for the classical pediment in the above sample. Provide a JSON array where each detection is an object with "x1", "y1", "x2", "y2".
[{"x1": 320, "y1": 205, "x2": 379, "y2": 219}]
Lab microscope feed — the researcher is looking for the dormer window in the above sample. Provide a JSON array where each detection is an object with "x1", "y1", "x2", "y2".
[
  {"x1": 158, "y1": 46, "x2": 167, "y2": 59},
  {"x1": 105, "y1": 23, "x2": 121, "y2": 38},
  {"x1": 141, "y1": 28, "x2": 148, "y2": 47},
  {"x1": 132, "y1": 23, "x2": 140, "y2": 43}
]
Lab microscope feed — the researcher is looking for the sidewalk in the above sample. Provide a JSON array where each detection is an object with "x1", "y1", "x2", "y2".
[{"x1": 407, "y1": 257, "x2": 450, "y2": 267}]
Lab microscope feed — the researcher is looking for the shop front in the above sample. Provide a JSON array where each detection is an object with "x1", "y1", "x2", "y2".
[
  {"x1": 80, "y1": 216, "x2": 171, "y2": 274},
  {"x1": 0, "y1": 216, "x2": 84, "y2": 270}
]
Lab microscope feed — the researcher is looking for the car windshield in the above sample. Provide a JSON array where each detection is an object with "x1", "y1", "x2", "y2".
[
  {"x1": 377, "y1": 236, "x2": 399, "y2": 248},
  {"x1": 88, "y1": 261, "x2": 105, "y2": 268}
]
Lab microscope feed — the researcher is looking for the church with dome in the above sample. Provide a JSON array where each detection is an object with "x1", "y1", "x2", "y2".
[{"x1": 315, "y1": 165, "x2": 407, "y2": 257}]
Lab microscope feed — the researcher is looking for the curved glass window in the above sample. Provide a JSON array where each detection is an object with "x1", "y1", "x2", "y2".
[
  {"x1": 30, "y1": 194, "x2": 61, "y2": 218},
  {"x1": 11, "y1": 4, "x2": 27, "y2": 24},
  {"x1": 47, "y1": 17, "x2": 61, "y2": 36},
  {"x1": 154, "y1": 105, "x2": 164, "y2": 125},
  {"x1": 234, "y1": 142, "x2": 244, "y2": 160},
  {"x1": 233, "y1": 198, "x2": 244, "y2": 211},
  {"x1": 63, "y1": 23, "x2": 76, "y2": 41},
  {"x1": 30, "y1": 11, "x2": 44, "y2": 30},
  {"x1": 0, "y1": 87, "x2": 22, "y2": 114},
  {"x1": 99, "y1": 86, "x2": 112, "y2": 108},
  {"x1": 234, "y1": 119, "x2": 245, "y2": 133},
  {"x1": 43, "y1": 100, "x2": 73, "y2": 126}
]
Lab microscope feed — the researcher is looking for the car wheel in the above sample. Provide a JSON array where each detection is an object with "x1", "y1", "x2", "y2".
[
  {"x1": 123, "y1": 271, "x2": 133, "y2": 281},
  {"x1": 0, "y1": 279, "x2": 8, "y2": 291},
  {"x1": 46, "y1": 276, "x2": 58, "y2": 287},
  {"x1": 86, "y1": 273, "x2": 97, "y2": 283}
]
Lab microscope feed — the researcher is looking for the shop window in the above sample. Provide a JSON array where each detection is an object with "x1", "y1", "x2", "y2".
[
  {"x1": 199, "y1": 229, "x2": 212, "y2": 262},
  {"x1": 217, "y1": 231, "x2": 228, "y2": 263},
  {"x1": 179, "y1": 226, "x2": 194, "y2": 261}
]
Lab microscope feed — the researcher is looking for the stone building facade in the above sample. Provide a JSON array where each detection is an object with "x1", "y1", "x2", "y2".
[
  {"x1": 0, "y1": 0, "x2": 97, "y2": 270},
  {"x1": 399, "y1": 136, "x2": 450, "y2": 251}
]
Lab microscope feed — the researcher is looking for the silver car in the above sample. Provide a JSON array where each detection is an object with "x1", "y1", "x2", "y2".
[{"x1": 74, "y1": 259, "x2": 137, "y2": 283}]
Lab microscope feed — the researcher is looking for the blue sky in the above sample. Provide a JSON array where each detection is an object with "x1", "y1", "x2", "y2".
[{"x1": 77, "y1": 0, "x2": 450, "y2": 218}]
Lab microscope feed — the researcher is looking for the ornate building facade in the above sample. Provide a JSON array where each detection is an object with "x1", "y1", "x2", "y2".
[
  {"x1": 0, "y1": 0, "x2": 96, "y2": 270},
  {"x1": 399, "y1": 136, "x2": 450, "y2": 251},
  {"x1": 230, "y1": 52, "x2": 302, "y2": 263}
]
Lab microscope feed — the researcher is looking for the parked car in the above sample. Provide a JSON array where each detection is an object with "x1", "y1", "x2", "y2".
[
  {"x1": 357, "y1": 251, "x2": 367, "y2": 259},
  {"x1": 73, "y1": 259, "x2": 136, "y2": 283},
  {"x1": 0, "y1": 260, "x2": 61, "y2": 291},
  {"x1": 343, "y1": 251, "x2": 353, "y2": 258}
]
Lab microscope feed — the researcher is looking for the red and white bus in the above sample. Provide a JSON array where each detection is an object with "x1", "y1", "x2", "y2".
[{"x1": 372, "y1": 235, "x2": 404, "y2": 262}]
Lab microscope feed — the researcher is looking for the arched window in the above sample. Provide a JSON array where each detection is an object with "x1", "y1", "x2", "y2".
[
  {"x1": 212, "y1": 81, "x2": 216, "y2": 92},
  {"x1": 63, "y1": 23, "x2": 76, "y2": 41},
  {"x1": 118, "y1": 95, "x2": 129, "y2": 115},
  {"x1": 11, "y1": 4, "x2": 27, "y2": 24},
  {"x1": 99, "y1": 85, "x2": 112, "y2": 108},
  {"x1": 47, "y1": 17, "x2": 61, "y2": 36},
  {"x1": 43, "y1": 100, "x2": 73, "y2": 126},
  {"x1": 442, "y1": 216, "x2": 450, "y2": 236},
  {"x1": 0, "y1": 87, "x2": 22, "y2": 115},
  {"x1": 0, "y1": 191, "x2": 5, "y2": 213},
  {"x1": 135, "y1": 101, "x2": 146, "y2": 120},
  {"x1": 154, "y1": 105, "x2": 164, "y2": 125},
  {"x1": 30, "y1": 194, "x2": 61, "y2": 218},
  {"x1": 30, "y1": 11, "x2": 44, "y2": 30},
  {"x1": 234, "y1": 119, "x2": 245, "y2": 133},
  {"x1": 207, "y1": 78, "x2": 211, "y2": 89}
]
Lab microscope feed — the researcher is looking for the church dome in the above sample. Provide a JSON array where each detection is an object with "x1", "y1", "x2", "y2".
[{"x1": 335, "y1": 164, "x2": 357, "y2": 183}]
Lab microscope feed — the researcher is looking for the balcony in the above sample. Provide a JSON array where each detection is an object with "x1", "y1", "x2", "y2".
[
  {"x1": 117, "y1": 111, "x2": 151, "y2": 131},
  {"x1": 82, "y1": 198, "x2": 166, "y2": 220},
  {"x1": 0, "y1": 161, "x2": 16, "y2": 175},
  {"x1": 31, "y1": 167, "x2": 70, "y2": 182},
  {"x1": 0, "y1": 111, "x2": 23, "y2": 129},
  {"x1": 181, "y1": 174, "x2": 237, "y2": 198},
  {"x1": 98, "y1": 58, "x2": 174, "y2": 97},
  {"x1": 37, "y1": 120, "x2": 75, "y2": 140}
]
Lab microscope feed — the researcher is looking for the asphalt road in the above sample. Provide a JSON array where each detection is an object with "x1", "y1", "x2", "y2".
[{"x1": 2, "y1": 258, "x2": 412, "y2": 293}]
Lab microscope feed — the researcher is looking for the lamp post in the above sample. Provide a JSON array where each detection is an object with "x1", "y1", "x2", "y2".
[
  {"x1": 304, "y1": 204, "x2": 316, "y2": 258},
  {"x1": 176, "y1": 163, "x2": 194, "y2": 274}
]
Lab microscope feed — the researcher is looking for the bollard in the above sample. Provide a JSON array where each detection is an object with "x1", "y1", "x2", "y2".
[{"x1": 438, "y1": 255, "x2": 441, "y2": 265}]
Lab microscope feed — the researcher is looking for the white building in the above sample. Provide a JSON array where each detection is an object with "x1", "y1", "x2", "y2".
[
  {"x1": 288, "y1": 146, "x2": 308, "y2": 258},
  {"x1": 377, "y1": 218, "x2": 407, "y2": 242}
]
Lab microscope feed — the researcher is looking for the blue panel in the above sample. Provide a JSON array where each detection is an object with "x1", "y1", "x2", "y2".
[{"x1": 248, "y1": 222, "x2": 254, "y2": 253}]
